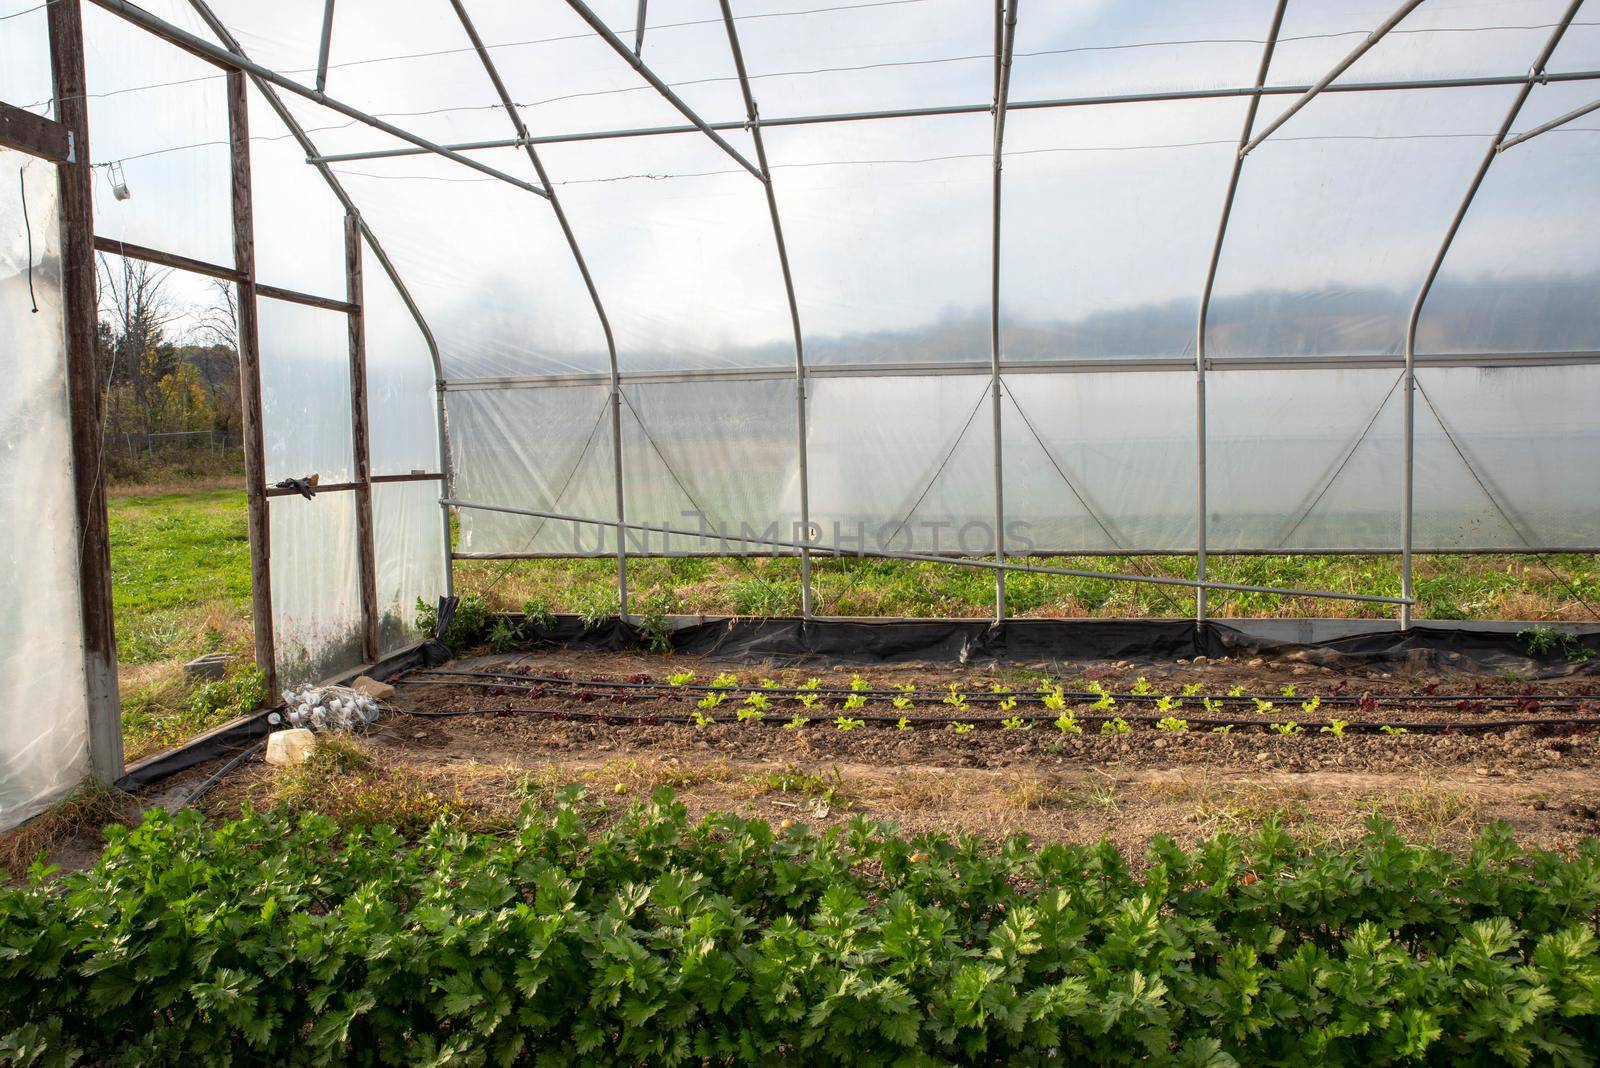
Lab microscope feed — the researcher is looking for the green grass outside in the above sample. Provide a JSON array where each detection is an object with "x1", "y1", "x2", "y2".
[{"x1": 108, "y1": 488, "x2": 254, "y2": 759}]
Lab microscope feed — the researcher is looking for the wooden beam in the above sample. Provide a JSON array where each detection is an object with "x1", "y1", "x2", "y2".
[
  {"x1": 257, "y1": 283, "x2": 357, "y2": 314},
  {"x1": 0, "y1": 99, "x2": 72, "y2": 162},
  {"x1": 92, "y1": 235, "x2": 241, "y2": 281},
  {"x1": 49, "y1": 0, "x2": 124, "y2": 784},
  {"x1": 229, "y1": 69, "x2": 277, "y2": 697},
  {"x1": 346, "y1": 213, "x2": 379, "y2": 662}
]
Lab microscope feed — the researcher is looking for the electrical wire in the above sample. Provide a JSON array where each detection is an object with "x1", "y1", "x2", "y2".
[{"x1": 18, "y1": 165, "x2": 39, "y2": 313}]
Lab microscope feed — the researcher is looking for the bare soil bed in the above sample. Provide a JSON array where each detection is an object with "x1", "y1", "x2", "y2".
[{"x1": 199, "y1": 643, "x2": 1600, "y2": 857}]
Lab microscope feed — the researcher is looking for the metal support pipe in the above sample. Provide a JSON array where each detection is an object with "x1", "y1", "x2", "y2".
[
  {"x1": 443, "y1": 498, "x2": 1414, "y2": 607},
  {"x1": 87, "y1": 0, "x2": 551, "y2": 198},
  {"x1": 315, "y1": 0, "x2": 335, "y2": 94},
  {"x1": 1241, "y1": 0, "x2": 1427, "y2": 156},
  {"x1": 49, "y1": 0, "x2": 125, "y2": 785},
  {"x1": 1496, "y1": 94, "x2": 1600, "y2": 151},
  {"x1": 304, "y1": 69, "x2": 1600, "y2": 165},
  {"x1": 989, "y1": 0, "x2": 1019, "y2": 622},
  {"x1": 716, "y1": 0, "x2": 814, "y2": 618},
  {"x1": 184, "y1": 0, "x2": 457, "y2": 603},
  {"x1": 446, "y1": 0, "x2": 629, "y2": 612},
  {"x1": 634, "y1": 0, "x2": 648, "y2": 55},
  {"x1": 1399, "y1": 0, "x2": 1585, "y2": 630},
  {"x1": 1194, "y1": 0, "x2": 1288, "y2": 624},
  {"x1": 559, "y1": 0, "x2": 764, "y2": 180}
]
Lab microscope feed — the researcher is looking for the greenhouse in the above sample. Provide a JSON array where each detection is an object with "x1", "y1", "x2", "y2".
[{"x1": 2, "y1": 0, "x2": 1599, "y2": 826}]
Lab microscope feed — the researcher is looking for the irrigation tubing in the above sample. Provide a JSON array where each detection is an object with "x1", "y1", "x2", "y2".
[
  {"x1": 397, "y1": 705, "x2": 1600, "y2": 734},
  {"x1": 400, "y1": 669, "x2": 1595, "y2": 708},
  {"x1": 177, "y1": 739, "x2": 267, "y2": 810}
]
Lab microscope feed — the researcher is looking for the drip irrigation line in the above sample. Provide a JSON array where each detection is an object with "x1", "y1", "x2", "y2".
[
  {"x1": 398, "y1": 704, "x2": 1600, "y2": 734},
  {"x1": 400, "y1": 668, "x2": 1596, "y2": 707},
  {"x1": 177, "y1": 739, "x2": 267, "y2": 809}
]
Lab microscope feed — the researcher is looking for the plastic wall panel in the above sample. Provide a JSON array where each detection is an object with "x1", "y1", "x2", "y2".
[
  {"x1": 805, "y1": 376, "x2": 997, "y2": 555},
  {"x1": 364, "y1": 249, "x2": 441, "y2": 476},
  {"x1": 84, "y1": 5, "x2": 232, "y2": 267},
  {"x1": 258, "y1": 297, "x2": 354, "y2": 483},
  {"x1": 1264, "y1": 0, "x2": 1577, "y2": 90},
  {"x1": 0, "y1": 150, "x2": 92, "y2": 829},
  {"x1": 1412, "y1": 365, "x2": 1600, "y2": 549},
  {"x1": 1001, "y1": 100, "x2": 1244, "y2": 362},
  {"x1": 735, "y1": 0, "x2": 992, "y2": 117},
  {"x1": 1011, "y1": 2, "x2": 1276, "y2": 102},
  {"x1": 1418, "y1": 84, "x2": 1600, "y2": 355},
  {"x1": 269, "y1": 492, "x2": 363, "y2": 684},
  {"x1": 1208, "y1": 368, "x2": 1405, "y2": 551},
  {"x1": 1206, "y1": 85, "x2": 1518, "y2": 359},
  {"x1": 538, "y1": 133, "x2": 793, "y2": 373},
  {"x1": 450, "y1": 385, "x2": 616, "y2": 554},
  {"x1": 763, "y1": 114, "x2": 991, "y2": 366},
  {"x1": 620, "y1": 378, "x2": 799, "y2": 554},
  {"x1": 1001, "y1": 373, "x2": 1195, "y2": 553},
  {"x1": 461, "y1": 0, "x2": 747, "y2": 135},
  {"x1": 373, "y1": 480, "x2": 445, "y2": 654},
  {"x1": 247, "y1": 85, "x2": 348, "y2": 301},
  {"x1": 334, "y1": 149, "x2": 610, "y2": 380},
  {"x1": 0, "y1": 3, "x2": 53, "y2": 116}
]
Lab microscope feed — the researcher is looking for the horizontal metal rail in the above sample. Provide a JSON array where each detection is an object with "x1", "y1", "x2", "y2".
[
  {"x1": 85, "y1": 0, "x2": 551, "y2": 198},
  {"x1": 559, "y1": 0, "x2": 763, "y2": 180},
  {"x1": 1241, "y1": 0, "x2": 1427, "y2": 157},
  {"x1": 306, "y1": 67, "x2": 1600, "y2": 164},
  {"x1": 451, "y1": 545, "x2": 1600, "y2": 559},
  {"x1": 1497, "y1": 95, "x2": 1600, "y2": 152},
  {"x1": 440, "y1": 349, "x2": 1600, "y2": 391},
  {"x1": 444, "y1": 496, "x2": 1413, "y2": 605},
  {"x1": 264, "y1": 471, "x2": 443, "y2": 497}
]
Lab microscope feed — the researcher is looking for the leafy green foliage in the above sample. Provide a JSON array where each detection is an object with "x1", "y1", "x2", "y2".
[
  {"x1": 4, "y1": 800, "x2": 1599, "y2": 1064},
  {"x1": 179, "y1": 664, "x2": 267, "y2": 728},
  {"x1": 1518, "y1": 624, "x2": 1596, "y2": 663},
  {"x1": 414, "y1": 594, "x2": 491, "y2": 651}
]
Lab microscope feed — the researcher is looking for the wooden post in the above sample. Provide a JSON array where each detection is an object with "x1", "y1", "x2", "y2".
[
  {"x1": 346, "y1": 212, "x2": 379, "y2": 662},
  {"x1": 228, "y1": 69, "x2": 277, "y2": 695},
  {"x1": 49, "y1": 0, "x2": 125, "y2": 784}
]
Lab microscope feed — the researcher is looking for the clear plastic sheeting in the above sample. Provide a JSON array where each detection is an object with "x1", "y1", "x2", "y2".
[
  {"x1": 1001, "y1": 373, "x2": 1195, "y2": 553},
  {"x1": 363, "y1": 249, "x2": 441, "y2": 476},
  {"x1": 333, "y1": 149, "x2": 610, "y2": 380},
  {"x1": 0, "y1": 150, "x2": 90, "y2": 828},
  {"x1": 372, "y1": 480, "x2": 445, "y2": 654},
  {"x1": 247, "y1": 85, "x2": 348, "y2": 301},
  {"x1": 1001, "y1": 100, "x2": 1244, "y2": 362},
  {"x1": 268, "y1": 492, "x2": 363, "y2": 684},
  {"x1": 83, "y1": 4, "x2": 233, "y2": 267},
  {"x1": 0, "y1": 2, "x2": 54, "y2": 115},
  {"x1": 451, "y1": 384, "x2": 616, "y2": 555},
  {"x1": 257, "y1": 297, "x2": 354, "y2": 484},
  {"x1": 538, "y1": 133, "x2": 793, "y2": 373},
  {"x1": 1010, "y1": 2, "x2": 1275, "y2": 102},
  {"x1": 1206, "y1": 85, "x2": 1519, "y2": 359},
  {"x1": 764, "y1": 114, "x2": 991, "y2": 366},
  {"x1": 1418, "y1": 81, "x2": 1600, "y2": 356},
  {"x1": 806, "y1": 375, "x2": 996, "y2": 555},
  {"x1": 1263, "y1": 0, "x2": 1583, "y2": 90},
  {"x1": 620, "y1": 378, "x2": 799, "y2": 553}
]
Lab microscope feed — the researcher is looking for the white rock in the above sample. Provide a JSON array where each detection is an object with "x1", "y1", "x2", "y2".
[{"x1": 265, "y1": 728, "x2": 317, "y2": 766}]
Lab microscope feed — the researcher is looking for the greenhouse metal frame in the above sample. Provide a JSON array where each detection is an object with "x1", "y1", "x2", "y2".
[{"x1": 3, "y1": 0, "x2": 1599, "y2": 822}]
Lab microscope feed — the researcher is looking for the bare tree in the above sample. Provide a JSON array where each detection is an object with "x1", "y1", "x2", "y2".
[{"x1": 97, "y1": 254, "x2": 178, "y2": 437}]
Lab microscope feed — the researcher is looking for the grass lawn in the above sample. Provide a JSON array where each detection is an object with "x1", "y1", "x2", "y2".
[
  {"x1": 108, "y1": 486, "x2": 254, "y2": 759},
  {"x1": 106, "y1": 486, "x2": 1599, "y2": 758}
]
